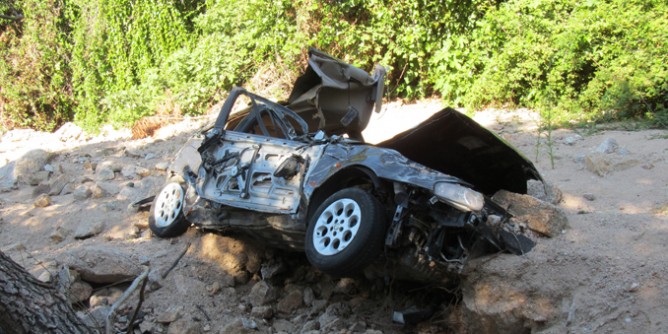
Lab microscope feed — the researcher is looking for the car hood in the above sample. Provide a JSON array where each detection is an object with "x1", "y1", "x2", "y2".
[{"x1": 378, "y1": 108, "x2": 543, "y2": 195}]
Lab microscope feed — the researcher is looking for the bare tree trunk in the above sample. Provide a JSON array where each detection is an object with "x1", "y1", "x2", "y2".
[{"x1": 0, "y1": 251, "x2": 95, "y2": 334}]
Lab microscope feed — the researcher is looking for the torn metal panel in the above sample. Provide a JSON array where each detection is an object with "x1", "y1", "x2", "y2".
[
  {"x1": 197, "y1": 130, "x2": 324, "y2": 214},
  {"x1": 287, "y1": 48, "x2": 386, "y2": 136}
]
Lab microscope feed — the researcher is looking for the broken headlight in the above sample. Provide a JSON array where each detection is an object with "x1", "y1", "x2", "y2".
[{"x1": 433, "y1": 182, "x2": 484, "y2": 212}]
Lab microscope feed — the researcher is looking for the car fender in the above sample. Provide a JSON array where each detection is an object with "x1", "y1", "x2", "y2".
[{"x1": 303, "y1": 143, "x2": 464, "y2": 200}]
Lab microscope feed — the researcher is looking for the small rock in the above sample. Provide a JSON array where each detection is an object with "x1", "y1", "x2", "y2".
[
  {"x1": 583, "y1": 193, "x2": 596, "y2": 201},
  {"x1": 43, "y1": 164, "x2": 55, "y2": 173},
  {"x1": 34, "y1": 194, "x2": 52, "y2": 208},
  {"x1": 68, "y1": 280, "x2": 93, "y2": 304},
  {"x1": 234, "y1": 271, "x2": 250, "y2": 285},
  {"x1": 206, "y1": 281, "x2": 221, "y2": 296},
  {"x1": 32, "y1": 184, "x2": 51, "y2": 197},
  {"x1": 60, "y1": 182, "x2": 77, "y2": 196},
  {"x1": 96, "y1": 167, "x2": 115, "y2": 181},
  {"x1": 155, "y1": 162, "x2": 170, "y2": 171},
  {"x1": 260, "y1": 259, "x2": 286, "y2": 279},
  {"x1": 363, "y1": 330, "x2": 383, "y2": 334},
  {"x1": 642, "y1": 163, "x2": 654, "y2": 170},
  {"x1": 527, "y1": 180, "x2": 563, "y2": 205},
  {"x1": 333, "y1": 278, "x2": 357, "y2": 295},
  {"x1": 145, "y1": 153, "x2": 159, "y2": 160},
  {"x1": 86, "y1": 306, "x2": 110, "y2": 328},
  {"x1": 121, "y1": 166, "x2": 137, "y2": 179},
  {"x1": 96, "y1": 182, "x2": 120, "y2": 196},
  {"x1": 300, "y1": 320, "x2": 320, "y2": 333},
  {"x1": 72, "y1": 186, "x2": 92, "y2": 200},
  {"x1": 167, "y1": 318, "x2": 201, "y2": 334},
  {"x1": 349, "y1": 321, "x2": 367, "y2": 332},
  {"x1": 242, "y1": 318, "x2": 258, "y2": 330},
  {"x1": 220, "y1": 318, "x2": 254, "y2": 334},
  {"x1": 221, "y1": 274, "x2": 236, "y2": 288},
  {"x1": 563, "y1": 134, "x2": 583, "y2": 146},
  {"x1": 629, "y1": 282, "x2": 640, "y2": 292},
  {"x1": 74, "y1": 220, "x2": 105, "y2": 239},
  {"x1": 156, "y1": 306, "x2": 183, "y2": 324},
  {"x1": 139, "y1": 320, "x2": 159, "y2": 334},
  {"x1": 303, "y1": 287, "x2": 315, "y2": 307},
  {"x1": 48, "y1": 175, "x2": 71, "y2": 196},
  {"x1": 90, "y1": 184, "x2": 108, "y2": 199},
  {"x1": 249, "y1": 281, "x2": 277, "y2": 307},
  {"x1": 585, "y1": 153, "x2": 611, "y2": 177},
  {"x1": 309, "y1": 299, "x2": 328, "y2": 316},
  {"x1": 272, "y1": 319, "x2": 293, "y2": 332},
  {"x1": 595, "y1": 138, "x2": 619, "y2": 154},
  {"x1": 117, "y1": 186, "x2": 137, "y2": 201},
  {"x1": 55, "y1": 122, "x2": 84, "y2": 142},
  {"x1": 50, "y1": 227, "x2": 67, "y2": 243},
  {"x1": 124, "y1": 149, "x2": 144, "y2": 159},
  {"x1": 89, "y1": 287, "x2": 124, "y2": 308},
  {"x1": 318, "y1": 302, "x2": 351, "y2": 331},
  {"x1": 251, "y1": 305, "x2": 274, "y2": 319},
  {"x1": 277, "y1": 287, "x2": 304, "y2": 314},
  {"x1": 28, "y1": 171, "x2": 51, "y2": 186},
  {"x1": 136, "y1": 166, "x2": 151, "y2": 178},
  {"x1": 37, "y1": 271, "x2": 52, "y2": 283}
]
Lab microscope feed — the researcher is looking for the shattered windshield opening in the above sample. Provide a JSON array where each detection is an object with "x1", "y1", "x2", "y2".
[{"x1": 221, "y1": 88, "x2": 309, "y2": 141}]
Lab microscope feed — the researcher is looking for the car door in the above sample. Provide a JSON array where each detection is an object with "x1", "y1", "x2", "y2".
[{"x1": 196, "y1": 90, "x2": 321, "y2": 214}]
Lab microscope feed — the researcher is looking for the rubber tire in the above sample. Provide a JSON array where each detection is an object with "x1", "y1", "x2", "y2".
[
  {"x1": 305, "y1": 188, "x2": 386, "y2": 277},
  {"x1": 148, "y1": 183, "x2": 190, "y2": 238}
]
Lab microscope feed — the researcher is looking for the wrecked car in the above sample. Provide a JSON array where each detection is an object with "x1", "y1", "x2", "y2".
[{"x1": 147, "y1": 49, "x2": 542, "y2": 281}]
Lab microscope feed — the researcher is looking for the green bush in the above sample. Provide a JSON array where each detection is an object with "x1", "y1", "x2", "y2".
[
  {"x1": 2, "y1": 0, "x2": 667, "y2": 131},
  {"x1": 69, "y1": 0, "x2": 195, "y2": 130},
  {"x1": 431, "y1": 0, "x2": 668, "y2": 125},
  {"x1": 0, "y1": 0, "x2": 75, "y2": 131}
]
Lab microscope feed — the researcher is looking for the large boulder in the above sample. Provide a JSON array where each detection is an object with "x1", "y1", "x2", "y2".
[
  {"x1": 12, "y1": 149, "x2": 55, "y2": 185},
  {"x1": 492, "y1": 190, "x2": 568, "y2": 237},
  {"x1": 62, "y1": 246, "x2": 143, "y2": 283}
]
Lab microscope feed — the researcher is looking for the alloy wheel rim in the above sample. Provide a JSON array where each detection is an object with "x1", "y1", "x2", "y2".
[
  {"x1": 313, "y1": 198, "x2": 361, "y2": 256},
  {"x1": 154, "y1": 183, "x2": 184, "y2": 228}
]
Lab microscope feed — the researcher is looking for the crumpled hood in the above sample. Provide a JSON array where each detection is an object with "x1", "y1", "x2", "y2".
[{"x1": 378, "y1": 108, "x2": 543, "y2": 195}]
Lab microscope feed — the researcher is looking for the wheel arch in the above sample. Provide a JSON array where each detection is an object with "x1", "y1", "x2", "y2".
[{"x1": 305, "y1": 166, "x2": 392, "y2": 223}]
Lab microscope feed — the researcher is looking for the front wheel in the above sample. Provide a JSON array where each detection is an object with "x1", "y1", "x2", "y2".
[
  {"x1": 305, "y1": 188, "x2": 386, "y2": 276},
  {"x1": 149, "y1": 182, "x2": 190, "y2": 238}
]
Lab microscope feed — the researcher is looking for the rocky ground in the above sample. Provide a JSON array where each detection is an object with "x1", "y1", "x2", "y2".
[{"x1": 1, "y1": 100, "x2": 667, "y2": 334}]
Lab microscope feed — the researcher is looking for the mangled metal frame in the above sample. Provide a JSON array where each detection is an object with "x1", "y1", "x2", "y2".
[{"x1": 157, "y1": 49, "x2": 542, "y2": 282}]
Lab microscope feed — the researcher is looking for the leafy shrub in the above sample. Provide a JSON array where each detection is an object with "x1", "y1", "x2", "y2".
[
  {"x1": 431, "y1": 0, "x2": 668, "y2": 125},
  {"x1": 2, "y1": 0, "x2": 667, "y2": 130},
  {"x1": 0, "y1": 0, "x2": 75, "y2": 131}
]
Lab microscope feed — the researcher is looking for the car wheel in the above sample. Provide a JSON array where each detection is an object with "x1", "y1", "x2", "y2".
[
  {"x1": 305, "y1": 188, "x2": 386, "y2": 276},
  {"x1": 149, "y1": 182, "x2": 190, "y2": 238}
]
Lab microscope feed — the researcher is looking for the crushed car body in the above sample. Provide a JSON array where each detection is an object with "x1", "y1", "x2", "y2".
[{"x1": 148, "y1": 49, "x2": 543, "y2": 282}]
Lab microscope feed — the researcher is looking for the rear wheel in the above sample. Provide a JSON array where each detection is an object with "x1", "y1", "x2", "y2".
[
  {"x1": 149, "y1": 182, "x2": 190, "y2": 238},
  {"x1": 305, "y1": 188, "x2": 386, "y2": 276}
]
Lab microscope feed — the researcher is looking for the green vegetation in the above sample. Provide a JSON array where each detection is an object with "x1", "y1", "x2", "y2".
[{"x1": 1, "y1": 0, "x2": 666, "y2": 131}]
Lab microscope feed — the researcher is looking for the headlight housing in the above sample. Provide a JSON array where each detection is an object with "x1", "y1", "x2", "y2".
[{"x1": 433, "y1": 182, "x2": 484, "y2": 212}]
